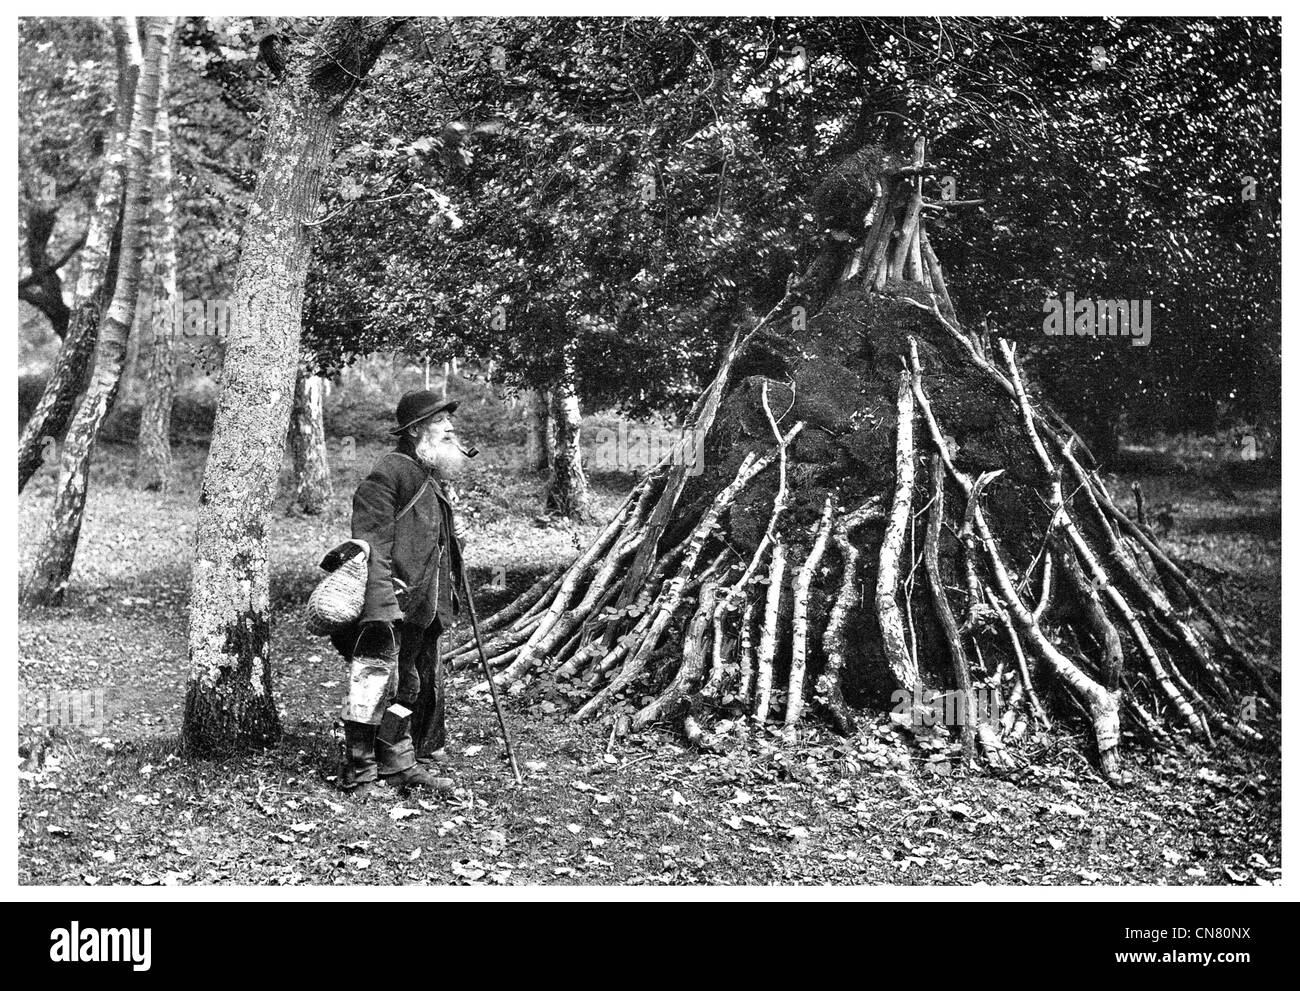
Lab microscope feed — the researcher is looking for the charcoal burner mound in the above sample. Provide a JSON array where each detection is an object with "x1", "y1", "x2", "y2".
[{"x1": 456, "y1": 141, "x2": 1277, "y2": 779}]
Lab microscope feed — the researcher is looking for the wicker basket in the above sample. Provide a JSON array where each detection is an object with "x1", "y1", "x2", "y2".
[{"x1": 306, "y1": 539, "x2": 370, "y2": 635}]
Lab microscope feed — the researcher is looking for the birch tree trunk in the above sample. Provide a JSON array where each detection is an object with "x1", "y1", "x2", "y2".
[
  {"x1": 545, "y1": 348, "x2": 592, "y2": 520},
  {"x1": 183, "y1": 17, "x2": 407, "y2": 754},
  {"x1": 289, "y1": 362, "x2": 333, "y2": 514},
  {"x1": 21, "y1": 17, "x2": 170, "y2": 606},
  {"x1": 134, "y1": 25, "x2": 177, "y2": 492},
  {"x1": 528, "y1": 388, "x2": 551, "y2": 472},
  {"x1": 17, "y1": 17, "x2": 137, "y2": 493}
]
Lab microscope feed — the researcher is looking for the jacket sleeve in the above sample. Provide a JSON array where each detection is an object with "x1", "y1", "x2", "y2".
[{"x1": 353, "y1": 460, "x2": 403, "y2": 624}]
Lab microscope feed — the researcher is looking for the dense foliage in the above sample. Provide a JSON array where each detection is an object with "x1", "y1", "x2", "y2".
[{"x1": 20, "y1": 16, "x2": 1281, "y2": 442}]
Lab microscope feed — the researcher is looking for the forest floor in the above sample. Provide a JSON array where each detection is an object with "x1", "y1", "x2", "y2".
[{"x1": 18, "y1": 434, "x2": 1281, "y2": 886}]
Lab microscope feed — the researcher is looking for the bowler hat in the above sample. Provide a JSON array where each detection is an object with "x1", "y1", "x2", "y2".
[{"x1": 389, "y1": 390, "x2": 460, "y2": 437}]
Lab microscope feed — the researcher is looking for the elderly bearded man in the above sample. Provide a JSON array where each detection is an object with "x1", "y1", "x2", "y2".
[{"x1": 331, "y1": 390, "x2": 470, "y2": 795}]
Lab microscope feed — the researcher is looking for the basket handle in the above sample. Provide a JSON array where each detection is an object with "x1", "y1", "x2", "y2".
[
  {"x1": 319, "y1": 538, "x2": 371, "y2": 573},
  {"x1": 351, "y1": 619, "x2": 398, "y2": 660}
]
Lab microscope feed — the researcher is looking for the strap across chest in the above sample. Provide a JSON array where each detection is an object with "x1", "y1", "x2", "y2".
[{"x1": 388, "y1": 452, "x2": 440, "y2": 523}]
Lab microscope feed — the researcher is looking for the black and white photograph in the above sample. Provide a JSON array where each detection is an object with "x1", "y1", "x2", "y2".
[{"x1": 10, "y1": 6, "x2": 1289, "y2": 926}]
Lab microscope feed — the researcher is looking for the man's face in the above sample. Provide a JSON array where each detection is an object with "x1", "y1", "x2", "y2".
[
  {"x1": 421, "y1": 412, "x2": 456, "y2": 446},
  {"x1": 412, "y1": 412, "x2": 465, "y2": 478}
]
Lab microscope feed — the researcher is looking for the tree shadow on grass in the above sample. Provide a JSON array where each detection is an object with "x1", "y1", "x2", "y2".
[{"x1": 1180, "y1": 510, "x2": 1281, "y2": 540}]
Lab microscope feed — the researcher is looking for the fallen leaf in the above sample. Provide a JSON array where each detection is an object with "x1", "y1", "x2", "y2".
[{"x1": 452, "y1": 860, "x2": 485, "y2": 881}]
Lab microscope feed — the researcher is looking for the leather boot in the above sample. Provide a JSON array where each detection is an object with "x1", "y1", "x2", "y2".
[
  {"x1": 384, "y1": 763, "x2": 455, "y2": 793},
  {"x1": 340, "y1": 721, "x2": 380, "y2": 794},
  {"x1": 375, "y1": 708, "x2": 452, "y2": 792},
  {"x1": 378, "y1": 733, "x2": 454, "y2": 793}
]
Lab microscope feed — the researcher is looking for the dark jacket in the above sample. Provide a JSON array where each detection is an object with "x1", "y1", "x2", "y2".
[{"x1": 352, "y1": 440, "x2": 463, "y2": 630}]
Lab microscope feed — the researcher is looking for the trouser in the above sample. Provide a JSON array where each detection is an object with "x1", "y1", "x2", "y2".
[
  {"x1": 404, "y1": 619, "x2": 448, "y2": 756},
  {"x1": 332, "y1": 618, "x2": 447, "y2": 761}
]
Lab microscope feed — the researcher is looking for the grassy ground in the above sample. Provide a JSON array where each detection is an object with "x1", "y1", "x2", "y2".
[{"x1": 18, "y1": 430, "x2": 1281, "y2": 886}]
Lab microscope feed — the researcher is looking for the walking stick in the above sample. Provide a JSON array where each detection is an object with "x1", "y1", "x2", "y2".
[{"x1": 460, "y1": 575, "x2": 524, "y2": 785}]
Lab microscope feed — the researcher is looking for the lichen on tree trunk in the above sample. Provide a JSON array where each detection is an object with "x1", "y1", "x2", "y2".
[
  {"x1": 183, "y1": 17, "x2": 407, "y2": 755},
  {"x1": 184, "y1": 66, "x2": 341, "y2": 754}
]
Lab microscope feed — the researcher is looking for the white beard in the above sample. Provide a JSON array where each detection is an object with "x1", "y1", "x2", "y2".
[{"x1": 415, "y1": 434, "x2": 466, "y2": 480}]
